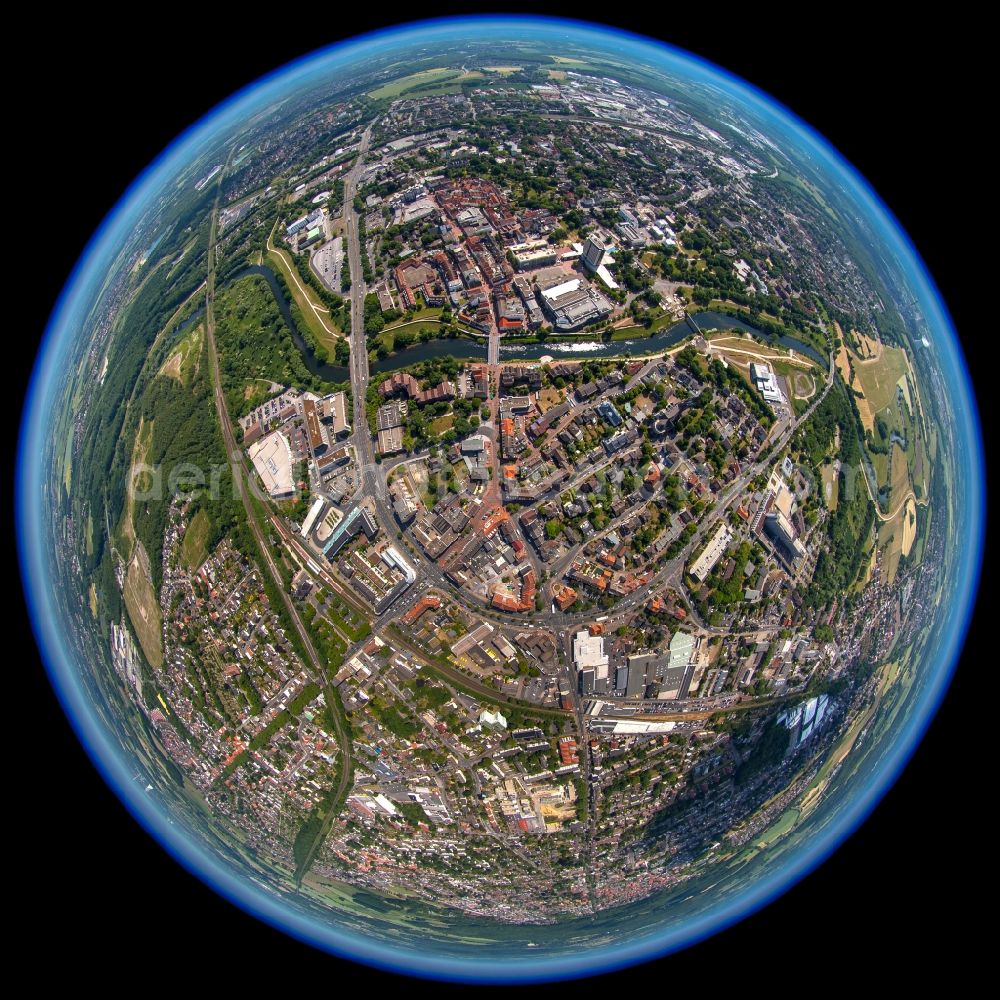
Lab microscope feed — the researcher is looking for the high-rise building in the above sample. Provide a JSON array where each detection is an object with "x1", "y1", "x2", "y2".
[
  {"x1": 765, "y1": 511, "x2": 806, "y2": 565},
  {"x1": 582, "y1": 234, "x2": 606, "y2": 272}
]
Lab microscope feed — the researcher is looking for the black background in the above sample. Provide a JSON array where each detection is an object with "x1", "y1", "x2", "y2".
[{"x1": 17, "y1": 7, "x2": 986, "y2": 989}]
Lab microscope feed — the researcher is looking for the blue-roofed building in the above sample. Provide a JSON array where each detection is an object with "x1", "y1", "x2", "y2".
[{"x1": 598, "y1": 400, "x2": 622, "y2": 427}]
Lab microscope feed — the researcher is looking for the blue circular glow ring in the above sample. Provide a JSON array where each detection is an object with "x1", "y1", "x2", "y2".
[{"x1": 17, "y1": 14, "x2": 985, "y2": 983}]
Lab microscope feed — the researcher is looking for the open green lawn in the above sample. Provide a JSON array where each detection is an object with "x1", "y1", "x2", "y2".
[{"x1": 384, "y1": 305, "x2": 444, "y2": 327}]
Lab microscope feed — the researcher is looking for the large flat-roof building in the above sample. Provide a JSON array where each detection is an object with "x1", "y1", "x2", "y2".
[
  {"x1": 322, "y1": 505, "x2": 378, "y2": 560},
  {"x1": 376, "y1": 401, "x2": 406, "y2": 456},
  {"x1": 750, "y1": 362, "x2": 784, "y2": 406},
  {"x1": 540, "y1": 277, "x2": 613, "y2": 332},
  {"x1": 300, "y1": 497, "x2": 326, "y2": 537},
  {"x1": 321, "y1": 390, "x2": 351, "y2": 438},
  {"x1": 302, "y1": 397, "x2": 327, "y2": 455},
  {"x1": 511, "y1": 241, "x2": 557, "y2": 271},
  {"x1": 248, "y1": 431, "x2": 295, "y2": 499},
  {"x1": 574, "y1": 629, "x2": 609, "y2": 693},
  {"x1": 689, "y1": 521, "x2": 733, "y2": 582}
]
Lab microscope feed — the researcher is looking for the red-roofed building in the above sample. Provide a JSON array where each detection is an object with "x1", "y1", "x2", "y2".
[{"x1": 401, "y1": 595, "x2": 442, "y2": 625}]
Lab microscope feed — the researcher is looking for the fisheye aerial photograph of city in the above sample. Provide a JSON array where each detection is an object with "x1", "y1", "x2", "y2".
[{"x1": 17, "y1": 11, "x2": 985, "y2": 987}]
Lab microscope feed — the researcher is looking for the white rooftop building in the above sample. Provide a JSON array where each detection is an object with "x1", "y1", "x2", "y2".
[
  {"x1": 479, "y1": 710, "x2": 508, "y2": 730},
  {"x1": 573, "y1": 629, "x2": 609, "y2": 679},
  {"x1": 300, "y1": 497, "x2": 326, "y2": 537},
  {"x1": 541, "y1": 277, "x2": 582, "y2": 300},
  {"x1": 689, "y1": 521, "x2": 733, "y2": 582},
  {"x1": 750, "y1": 362, "x2": 785, "y2": 405},
  {"x1": 248, "y1": 431, "x2": 295, "y2": 499}
]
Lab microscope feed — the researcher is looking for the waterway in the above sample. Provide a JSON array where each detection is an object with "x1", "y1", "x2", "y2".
[
  {"x1": 228, "y1": 266, "x2": 827, "y2": 381},
  {"x1": 171, "y1": 306, "x2": 204, "y2": 338}
]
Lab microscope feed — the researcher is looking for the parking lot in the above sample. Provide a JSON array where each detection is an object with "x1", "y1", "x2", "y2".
[{"x1": 311, "y1": 236, "x2": 343, "y2": 293}]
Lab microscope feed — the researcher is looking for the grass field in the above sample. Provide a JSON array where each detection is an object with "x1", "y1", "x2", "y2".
[
  {"x1": 755, "y1": 808, "x2": 800, "y2": 848},
  {"x1": 888, "y1": 441, "x2": 911, "y2": 508},
  {"x1": 120, "y1": 416, "x2": 153, "y2": 558},
  {"x1": 793, "y1": 371, "x2": 816, "y2": 398},
  {"x1": 549, "y1": 55, "x2": 592, "y2": 66},
  {"x1": 879, "y1": 515, "x2": 904, "y2": 585},
  {"x1": 429, "y1": 414, "x2": 455, "y2": 436},
  {"x1": 878, "y1": 451, "x2": 917, "y2": 585},
  {"x1": 913, "y1": 437, "x2": 929, "y2": 499},
  {"x1": 159, "y1": 322, "x2": 203, "y2": 384},
  {"x1": 383, "y1": 306, "x2": 444, "y2": 331},
  {"x1": 181, "y1": 508, "x2": 211, "y2": 570},
  {"x1": 266, "y1": 230, "x2": 343, "y2": 355},
  {"x1": 852, "y1": 345, "x2": 910, "y2": 432},
  {"x1": 872, "y1": 450, "x2": 890, "y2": 489},
  {"x1": 709, "y1": 333, "x2": 820, "y2": 370},
  {"x1": 374, "y1": 320, "x2": 453, "y2": 354},
  {"x1": 901, "y1": 496, "x2": 917, "y2": 557},
  {"x1": 537, "y1": 388, "x2": 564, "y2": 413},
  {"x1": 367, "y1": 67, "x2": 484, "y2": 100},
  {"x1": 124, "y1": 540, "x2": 162, "y2": 668},
  {"x1": 821, "y1": 462, "x2": 839, "y2": 511},
  {"x1": 857, "y1": 540, "x2": 878, "y2": 589}
]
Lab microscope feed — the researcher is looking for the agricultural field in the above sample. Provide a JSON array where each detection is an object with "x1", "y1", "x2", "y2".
[
  {"x1": 853, "y1": 346, "x2": 910, "y2": 431},
  {"x1": 887, "y1": 441, "x2": 911, "y2": 509}
]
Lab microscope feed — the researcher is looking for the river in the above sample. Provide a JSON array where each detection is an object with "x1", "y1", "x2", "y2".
[{"x1": 228, "y1": 267, "x2": 827, "y2": 380}]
